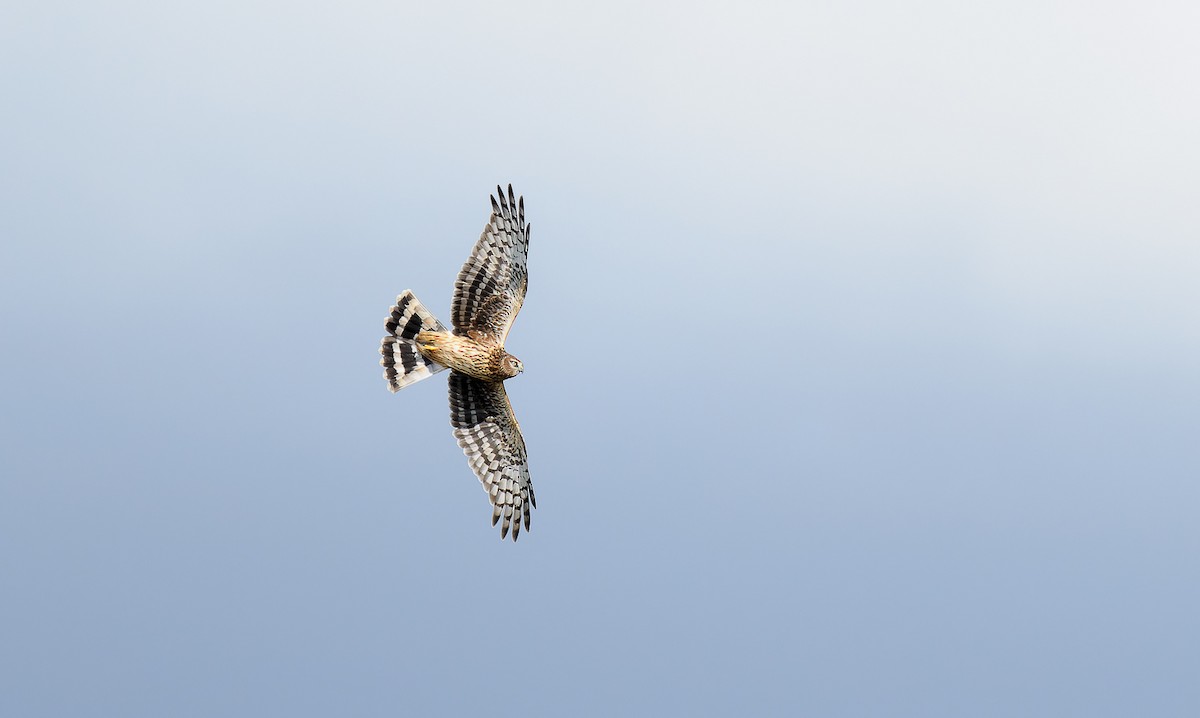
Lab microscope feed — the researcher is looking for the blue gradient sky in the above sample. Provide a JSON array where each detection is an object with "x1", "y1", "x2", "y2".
[{"x1": 3, "y1": 1, "x2": 1198, "y2": 715}]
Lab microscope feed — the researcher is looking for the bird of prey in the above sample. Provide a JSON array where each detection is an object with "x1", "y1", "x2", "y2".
[{"x1": 379, "y1": 185, "x2": 534, "y2": 541}]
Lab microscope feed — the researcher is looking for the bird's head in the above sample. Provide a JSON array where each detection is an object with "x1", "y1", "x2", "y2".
[{"x1": 501, "y1": 353, "x2": 524, "y2": 379}]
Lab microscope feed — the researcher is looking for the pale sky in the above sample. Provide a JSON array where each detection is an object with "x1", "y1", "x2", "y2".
[{"x1": 2, "y1": 1, "x2": 1198, "y2": 715}]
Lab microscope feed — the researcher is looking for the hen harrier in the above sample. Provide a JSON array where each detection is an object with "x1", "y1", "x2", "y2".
[{"x1": 379, "y1": 185, "x2": 534, "y2": 541}]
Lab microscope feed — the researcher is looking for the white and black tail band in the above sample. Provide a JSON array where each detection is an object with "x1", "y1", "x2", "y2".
[{"x1": 380, "y1": 290, "x2": 448, "y2": 392}]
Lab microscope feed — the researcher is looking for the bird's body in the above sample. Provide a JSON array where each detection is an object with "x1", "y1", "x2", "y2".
[
  {"x1": 413, "y1": 330, "x2": 521, "y2": 383},
  {"x1": 379, "y1": 185, "x2": 534, "y2": 540}
]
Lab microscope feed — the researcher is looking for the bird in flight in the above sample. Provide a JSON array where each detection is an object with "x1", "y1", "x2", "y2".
[{"x1": 380, "y1": 185, "x2": 534, "y2": 541}]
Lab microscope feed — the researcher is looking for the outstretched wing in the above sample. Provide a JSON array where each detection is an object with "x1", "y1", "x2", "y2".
[
  {"x1": 448, "y1": 371, "x2": 535, "y2": 541},
  {"x1": 451, "y1": 184, "x2": 530, "y2": 344}
]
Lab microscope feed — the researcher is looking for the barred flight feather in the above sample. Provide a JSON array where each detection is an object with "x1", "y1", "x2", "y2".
[
  {"x1": 451, "y1": 184, "x2": 530, "y2": 344},
  {"x1": 448, "y1": 371, "x2": 535, "y2": 541},
  {"x1": 380, "y1": 290, "x2": 448, "y2": 392}
]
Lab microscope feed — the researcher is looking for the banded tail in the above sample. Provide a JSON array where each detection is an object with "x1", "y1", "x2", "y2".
[{"x1": 380, "y1": 290, "x2": 449, "y2": 392}]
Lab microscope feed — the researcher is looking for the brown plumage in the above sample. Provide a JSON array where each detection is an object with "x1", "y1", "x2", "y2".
[{"x1": 413, "y1": 330, "x2": 523, "y2": 382}]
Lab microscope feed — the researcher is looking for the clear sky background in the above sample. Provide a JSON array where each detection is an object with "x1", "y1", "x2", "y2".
[{"x1": 3, "y1": 1, "x2": 1198, "y2": 715}]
